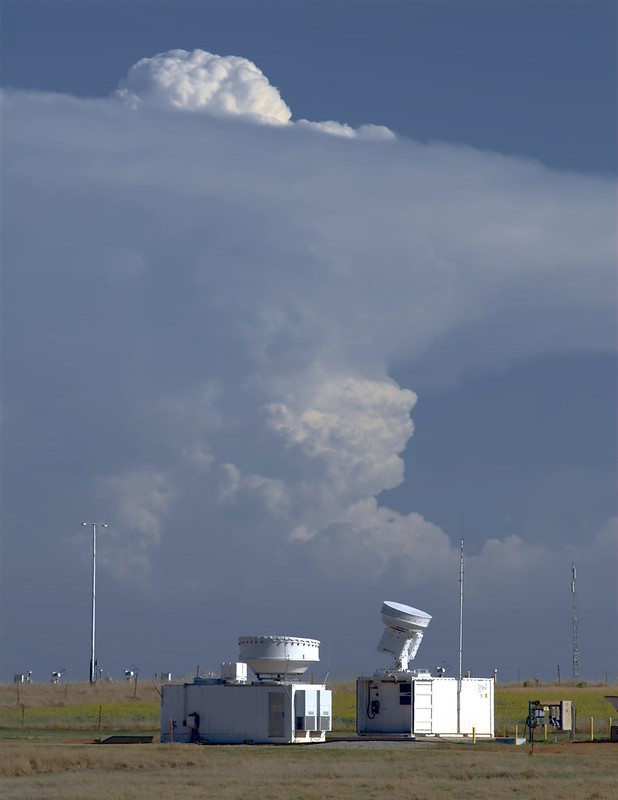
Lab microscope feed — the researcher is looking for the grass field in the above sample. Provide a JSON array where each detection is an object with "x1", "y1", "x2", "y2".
[
  {"x1": 1, "y1": 680, "x2": 617, "y2": 738},
  {"x1": 1, "y1": 681, "x2": 616, "y2": 799},
  {"x1": 1, "y1": 738, "x2": 617, "y2": 799}
]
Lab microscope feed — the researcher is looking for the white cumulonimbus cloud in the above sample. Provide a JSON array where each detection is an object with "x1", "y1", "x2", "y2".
[
  {"x1": 115, "y1": 48, "x2": 395, "y2": 138},
  {"x1": 116, "y1": 48, "x2": 293, "y2": 123},
  {"x1": 1, "y1": 48, "x2": 615, "y2": 677}
]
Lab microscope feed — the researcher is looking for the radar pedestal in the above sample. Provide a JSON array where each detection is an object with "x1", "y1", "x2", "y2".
[{"x1": 377, "y1": 601, "x2": 431, "y2": 673}]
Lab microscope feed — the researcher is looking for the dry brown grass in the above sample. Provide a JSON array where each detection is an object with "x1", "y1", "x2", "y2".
[
  {"x1": 0, "y1": 681, "x2": 159, "y2": 735},
  {"x1": 0, "y1": 740, "x2": 616, "y2": 799},
  {"x1": 1, "y1": 681, "x2": 617, "y2": 799},
  {"x1": 2, "y1": 680, "x2": 160, "y2": 708}
]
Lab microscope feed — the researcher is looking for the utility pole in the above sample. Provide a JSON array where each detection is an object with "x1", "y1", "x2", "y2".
[
  {"x1": 571, "y1": 562, "x2": 579, "y2": 679},
  {"x1": 457, "y1": 537, "x2": 464, "y2": 735},
  {"x1": 82, "y1": 522, "x2": 108, "y2": 683},
  {"x1": 458, "y1": 538, "x2": 464, "y2": 682}
]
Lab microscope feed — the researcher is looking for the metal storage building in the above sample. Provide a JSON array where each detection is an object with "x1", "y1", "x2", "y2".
[
  {"x1": 357, "y1": 673, "x2": 494, "y2": 738},
  {"x1": 160, "y1": 635, "x2": 331, "y2": 744},
  {"x1": 162, "y1": 679, "x2": 331, "y2": 744},
  {"x1": 356, "y1": 601, "x2": 494, "y2": 739}
]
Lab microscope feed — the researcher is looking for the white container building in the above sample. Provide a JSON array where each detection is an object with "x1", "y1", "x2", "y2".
[
  {"x1": 161, "y1": 636, "x2": 331, "y2": 744},
  {"x1": 357, "y1": 673, "x2": 494, "y2": 738},
  {"x1": 356, "y1": 601, "x2": 494, "y2": 739}
]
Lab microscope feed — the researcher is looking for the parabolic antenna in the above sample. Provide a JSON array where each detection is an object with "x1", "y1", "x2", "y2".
[
  {"x1": 238, "y1": 635, "x2": 320, "y2": 680},
  {"x1": 377, "y1": 601, "x2": 432, "y2": 672}
]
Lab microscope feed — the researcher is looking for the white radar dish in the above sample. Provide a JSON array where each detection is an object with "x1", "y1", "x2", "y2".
[
  {"x1": 238, "y1": 635, "x2": 320, "y2": 680},
  {"x1": 377, "y1": 601, "x2": 432, "y2": 672}
]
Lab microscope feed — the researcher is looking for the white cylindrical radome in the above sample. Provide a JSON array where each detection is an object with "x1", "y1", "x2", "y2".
[{"x1": 238, "y1": 635, "x2": 320, "y2": 679}]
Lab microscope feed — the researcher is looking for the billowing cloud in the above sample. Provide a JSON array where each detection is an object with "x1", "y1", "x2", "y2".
[
  {"x1": 95, "y1": 468, "x2": 176, "y2": 584},
  {"x1": 115, "y1": 48, "x2": 395, "y2": 139},
  {"x1": 296, "y1": 118, "x2": 396, "y2": 140},
  {"x1": 116, "y1": 48, "x2": 292, "y2": 124},
  {"x1": 1, "y1": 49, "x2": 615, "y2": 679},
  {"x1": 302, "y1": 498, "x2": 457, "y2": 583},
  {"x1": 266, "y1": 377, "x2": 414, "y2": 477}
]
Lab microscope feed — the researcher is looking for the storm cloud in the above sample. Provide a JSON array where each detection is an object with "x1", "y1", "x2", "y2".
[{"x1": 1, "y1": 50, "x2": 615, "y2": 681}]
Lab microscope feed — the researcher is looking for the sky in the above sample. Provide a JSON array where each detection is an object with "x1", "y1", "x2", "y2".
[{"x1": 0, "y1": 0, "x2": 616, "y2": 686}]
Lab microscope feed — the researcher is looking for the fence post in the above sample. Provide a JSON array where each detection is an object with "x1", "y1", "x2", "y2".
[
  {"x1": 472, "y1": 727, "x2": 476, "y2": 744},
  {"x1": 514, "y1": 724, "x2": 518, "y2": 744},
  {"x1": 590, "y1": 717, "x2": 594, "y2": 742}
]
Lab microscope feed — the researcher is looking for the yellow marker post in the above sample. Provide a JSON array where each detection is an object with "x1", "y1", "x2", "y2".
[{"x1": 590, "y1": 717, "x2": 594, "y2": 742}]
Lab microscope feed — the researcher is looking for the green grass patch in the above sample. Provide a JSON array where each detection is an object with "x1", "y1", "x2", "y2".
[
  {"x1": 495, "y1": 685, "x2": 618, "y2": 730},
  {"x1": 0, "y1": 705, "x2": 157, "y2": 731},
  {"x1": 2, "y1": 681, "x2": 616, "y2": 739},
  {"x1": 332, "y1": 682, "x2": 356, "y2": 733}
]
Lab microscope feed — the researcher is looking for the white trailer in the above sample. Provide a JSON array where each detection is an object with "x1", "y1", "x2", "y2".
[
  {"x1": 356, "y1": 602, "x2": 495, "y2": 739},
  {"x1": 161, "y1": 635, "x2": 331, "y2": 745},
  {"x1": 161, "y1": 679, "x2": 332, "y2": 744},
  {"x1": 356, "y1": 674, "x2": 494, "y2": 738}
]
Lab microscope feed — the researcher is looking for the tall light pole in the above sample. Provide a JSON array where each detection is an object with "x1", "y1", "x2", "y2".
[
  {"x1": 571, "y1": 562, "x2": 579, "y2": 679},
  {"x1": 82, "y1": 522, "x2": 108, "y2": 683}
]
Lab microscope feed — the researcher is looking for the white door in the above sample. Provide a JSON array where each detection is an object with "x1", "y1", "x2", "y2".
[{"x1": 413, "y1": 680, "x2": 433, "y2": 734}]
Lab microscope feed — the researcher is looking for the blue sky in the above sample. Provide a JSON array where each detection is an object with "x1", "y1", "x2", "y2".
[
  {"x1": 2, "y1": 0, "x2": 616, "y2": 172},
  {"x1": 1, "y1": 0, "x2": 616, "y2": 685}
]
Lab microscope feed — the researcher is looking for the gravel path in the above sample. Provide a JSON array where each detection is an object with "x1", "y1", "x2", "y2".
[{"x1": 318, "y1": 738, "x2": 441, "y2": 749}]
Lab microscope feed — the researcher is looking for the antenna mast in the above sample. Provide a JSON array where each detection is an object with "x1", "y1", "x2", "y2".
[
  {"x1": 456, "y1": 537, "x2": 464, "y2": 735},
  {"x1": 571, "y1": 562, "x2": 579, "y2": 679},
  {"x1": 458, "y1": 538, "x2": 464, "y2": 681}
]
